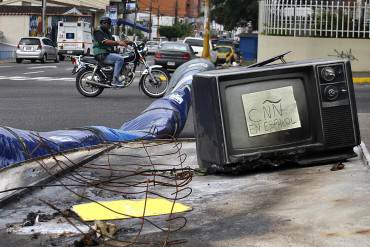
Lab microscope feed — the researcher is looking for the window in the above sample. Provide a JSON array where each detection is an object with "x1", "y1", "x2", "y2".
[
  {"x1": 184, "y1": 38, "x2": 203, "y2": 47},
  {"x1": 46, "y1": 39, "x2": 55, "y2": 47},
  {"x1": 66, "y1": 33, "x2": 75, "y2": 39},
  {"x1": 160, "y1": 43, "x2": 188, "y2": 52},
  {"x1": 19, "y1": 38, "x2": 40, "y2": 45},
  {"x1": 217, "y1": 47, "x2": 232, "y2": 53}
]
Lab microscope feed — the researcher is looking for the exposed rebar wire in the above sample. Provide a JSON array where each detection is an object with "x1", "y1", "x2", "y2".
[{"x1": 2, "y1": 128, "x2": 193, "y2": 246}]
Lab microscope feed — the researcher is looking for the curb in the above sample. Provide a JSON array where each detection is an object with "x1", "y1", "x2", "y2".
[
  {"x1": 353, "y1": 77, "x2": 370, "y2": 84},
  {"x1": 359, "y1": 142, "x2": 370, "y2": 168}
]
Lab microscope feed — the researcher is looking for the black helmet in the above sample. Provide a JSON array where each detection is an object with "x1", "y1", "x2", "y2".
[{"x1": 99, "y1": 16, "x2": 112, "y2": 25}]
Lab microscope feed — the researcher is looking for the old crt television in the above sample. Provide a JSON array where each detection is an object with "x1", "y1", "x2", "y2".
[{"x1": 192, "y1": 59, "x2": 360, "y2": 172}]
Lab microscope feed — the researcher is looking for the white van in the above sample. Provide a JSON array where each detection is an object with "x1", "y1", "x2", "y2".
[{"x1": 57, "y1": 21, "x2": 92, "y2": 60}]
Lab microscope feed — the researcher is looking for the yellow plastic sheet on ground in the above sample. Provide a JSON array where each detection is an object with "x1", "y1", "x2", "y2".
[{"x1": 72, "y1": 198, "x2": 192, "y2": 221}]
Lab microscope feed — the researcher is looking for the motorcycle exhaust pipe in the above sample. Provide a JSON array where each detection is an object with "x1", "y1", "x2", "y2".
[{"x1": 86, "y1": 80, "x2": 112, "y2": 88}]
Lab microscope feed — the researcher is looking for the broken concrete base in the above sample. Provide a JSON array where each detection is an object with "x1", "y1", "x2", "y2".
[
  {"x1": 0, "y1": 144, "x2": 114, "y2": 205},
  {"x1": 0, "y1": 140, "x2": 370, "y2": 246}
]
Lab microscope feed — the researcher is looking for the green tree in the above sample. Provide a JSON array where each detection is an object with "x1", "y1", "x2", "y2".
[
  {"x1": 159, "y1": 23, "x2": 194, "y2": 40},
  {"x1": 127, "y1": 28, "x2": 144, "y2": 39},
  {"x1": 212, "y1": 0, "x2": 258, "y2": 31}
]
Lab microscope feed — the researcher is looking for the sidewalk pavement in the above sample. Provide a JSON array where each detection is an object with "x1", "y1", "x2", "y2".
[{"x1": 1, "y1": 140, "x2": 370, "y2": 246}]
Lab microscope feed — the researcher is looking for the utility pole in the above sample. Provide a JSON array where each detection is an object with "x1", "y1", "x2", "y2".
[
  {"x1": 42, "y1": 0, "x2": 47, "y2": 36},
  {"x1": 133, "y1": 0, "x2": 138, "y2": 40},
  {"x1": 202, "y1": 0, "x2": 211, "y2": 59},
  {"x1": 121, "y1": 0, "x2": 128, "y2": 37},
  {"x1": 174, "y1": 0, "x2": 178, "y2": 24},
  {"x1": 157, "y1": 4, "x2": 160, "y2": 39},
  {"x1": 149, "y1": 0, "x2": 153, "y2": 40}
]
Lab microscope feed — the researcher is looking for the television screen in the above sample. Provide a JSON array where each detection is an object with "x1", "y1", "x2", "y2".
[
  {"x1": 192, "y1": 59, "x2": 360, "y2": 173},
  {"x1": 223, "y1": 77, "x2": 310, "y2": 153}
]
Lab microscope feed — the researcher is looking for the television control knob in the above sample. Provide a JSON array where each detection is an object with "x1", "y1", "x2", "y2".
[
  {"x1": 324, "y1": 85, "x2": 339, "y2": 101},
  {"x1": 321, "y1": 67, "x2": 336, "y2": 82}
]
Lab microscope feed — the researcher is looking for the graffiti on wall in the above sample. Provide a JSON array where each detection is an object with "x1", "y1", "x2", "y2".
[
  {"x1": 29, "y1": 16, "x2": 53, "y2": 37},
  {"x1": 328, "y1": 49, "x2": 358, "y2": 61}
]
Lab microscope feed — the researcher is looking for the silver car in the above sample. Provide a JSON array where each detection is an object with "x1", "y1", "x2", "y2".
[{"x1": 16, "y1": 37, "x2": 58, "y2": 63}]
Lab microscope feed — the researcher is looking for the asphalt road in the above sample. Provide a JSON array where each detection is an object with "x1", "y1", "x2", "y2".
[{"x1": 0, "y1": 60, "x2": 369, "y2": 143}]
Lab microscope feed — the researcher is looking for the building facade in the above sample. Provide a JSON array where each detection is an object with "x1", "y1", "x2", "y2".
[
  {"x1": 0, "y1": 0, "x2": 108, "y2": 46},
  {"x1": 137, "y1": 0, "x2": 201, "y2": 18}
]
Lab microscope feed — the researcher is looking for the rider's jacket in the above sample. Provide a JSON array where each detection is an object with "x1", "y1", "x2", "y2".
[{"x1": 93, "y1": 27, "x2": 114, "y2": 56}]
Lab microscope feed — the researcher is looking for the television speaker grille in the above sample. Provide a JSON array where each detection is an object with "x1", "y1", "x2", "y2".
[{"x1": 322, "y1": 105, "x2": 355, "y2": 148}]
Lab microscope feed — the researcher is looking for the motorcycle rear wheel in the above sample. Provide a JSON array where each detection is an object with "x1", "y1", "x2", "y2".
[
  {"x1": 140, "y1": 68, "x2": 170, "y2": 98},
  {"x1": 76, "y1": 69, "x2": 104, "y2": 97}
]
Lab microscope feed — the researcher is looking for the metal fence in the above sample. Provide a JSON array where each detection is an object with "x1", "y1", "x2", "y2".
[{"x1": 260, "y1": 0, "x2": 370, "y2": 38}]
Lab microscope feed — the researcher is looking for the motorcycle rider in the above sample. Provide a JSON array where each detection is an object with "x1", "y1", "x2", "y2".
[{"x1": 93, "y1": 16, "x2": 130, "y2": 87}]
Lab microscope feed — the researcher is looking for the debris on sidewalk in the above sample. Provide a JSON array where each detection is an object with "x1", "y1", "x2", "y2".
[
  {"x1": 72, "y1": 198, "x2": 192, "y2": 221},
  {"x1": 1, "y1": 139, "x2": 194, "y2": 246},
  {"x1": 330, "y1": 162, "x2": 345, "y2": 171},
  {"x1": 94, "y1": 220, "x2": 118, "y2": 240},
  {"x1": 22, "y1": 211, "x2": 57, "y2": 227}
]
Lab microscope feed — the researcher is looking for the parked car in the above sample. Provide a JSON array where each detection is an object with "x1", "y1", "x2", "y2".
[
  {"x1": 16, "y1": 37, "x2": 58, "y2": 63},
  {"x1": 154, "y1": 42, "x2": 196, "y2": 70},
  {"x1": 183, "y1": 37, "x2": 217, "y2": 64},
  {"x1": 146, "y1": 41, "x2": 159, "y2": 55},
  {"x1": 215, "y1": 45, "x2": 237, "y2": 65}
]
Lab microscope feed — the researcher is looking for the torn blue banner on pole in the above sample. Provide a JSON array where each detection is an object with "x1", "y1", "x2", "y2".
[{"x1": 0, "y1": 59, "x2": 215, "y2": 169}]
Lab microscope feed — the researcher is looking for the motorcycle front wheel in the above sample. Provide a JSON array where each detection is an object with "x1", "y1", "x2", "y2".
[
  {"x1": 140, "y1": 68, "x2": 170, "y2": 98},
  {"x1": 76, "y1": 69, "x2": 104, "y2": 97}
]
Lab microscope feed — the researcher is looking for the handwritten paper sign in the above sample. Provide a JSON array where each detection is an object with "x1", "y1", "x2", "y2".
[{"x1": 242, "y1": 86, "x2": 301, "y2": 137}]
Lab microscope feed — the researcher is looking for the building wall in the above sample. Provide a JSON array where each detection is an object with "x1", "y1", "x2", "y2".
[
  {"x1": 0, "y1": 15, "x2": 29, "y2": 45},
  {"x1": 3, "y1": 0, "x2": 109, "y2": 10},
  {"x1": 138, "y1": 0, "x2": 200, "y2": 18},
  {"x1": 187, "y1": 0, "x2": 201, "y2": 18},
  {"x1": 258, "y1": 35, "x2": 370, "y2": 72}
]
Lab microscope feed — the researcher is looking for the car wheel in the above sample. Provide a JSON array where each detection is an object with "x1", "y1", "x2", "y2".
[
  {"x1": 16, "y1": 58, "x2": 23, "y2": 64},
  {"x1": 31, "y1": 59, "x2": 36, "y2": 63},
  {"x1": 40, "y1": 54, "x2": 46, "y2": 63},
  {"x1": 59, "y1": 55, "x2": 65, "y2": 61},
  {"x1": 54, "y1": 55, "x2": 59, "y2": 63}
]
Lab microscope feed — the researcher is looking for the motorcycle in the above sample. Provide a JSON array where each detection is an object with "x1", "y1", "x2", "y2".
[{"x1": 71, "y1": 41, "x2": 170, "y2": 98}]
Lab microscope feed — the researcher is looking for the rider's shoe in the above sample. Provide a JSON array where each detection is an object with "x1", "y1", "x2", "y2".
[
  {"x1": 111, "y1": 77, "x2": 125, "y2": 88},
  {"x1": 111, "y1": 82, "x2": 124, "y2": 88}
]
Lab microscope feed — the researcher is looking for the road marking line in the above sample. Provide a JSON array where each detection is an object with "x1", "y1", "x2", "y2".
[
  {"x1": 0, "y1": 75, "x2": 75, "y2": 81},
  {"x1": 0, "y1": 66, "x2": 12, "y2": 68},
  {"x1": 23, "y1": 71, "x2": 45, "y2": 75},
  {"x1": 31, "y1": 77, "x2": 55, "y2": 80},
  {"x1": 7, "y1": 76, "x2": 28, "y2": 80},
  {"x1": 48, "y1": 77, "x2": 75, "y2": 81},
  {"x1": 28, "y1": 66, "x2": 57, "y2": 69}
]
